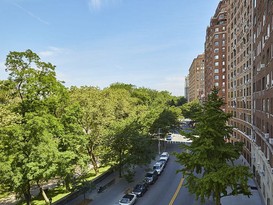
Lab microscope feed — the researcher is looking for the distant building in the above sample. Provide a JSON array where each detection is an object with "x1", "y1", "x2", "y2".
[
  {"x1": 188, "y1": 54, "x2": 205, "y2": 102},
  {"x1": 204, "y1": 0, "x2": 227, "y2": 107},
  {"x1": 184, "y1": 75, "x2": 189, "y2": 102}
]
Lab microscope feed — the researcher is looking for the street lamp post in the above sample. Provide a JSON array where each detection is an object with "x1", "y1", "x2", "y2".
[{"x1": 158, "y1": 128, "x2": 161, "y2": 155}]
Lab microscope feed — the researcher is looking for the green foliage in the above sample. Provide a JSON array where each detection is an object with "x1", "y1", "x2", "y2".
[
  {"x1": 0, "y1": 51, "x2": 180, "y2": 204},
  {"x1": 181, "y1": 99, "x2": 202, "y2": 120},
  {"x1": 0, "y1": 50, "x2": 88, "y2": 204},
  {"x1": 175, "y1": 88, "x2": 251, "y2": 205}
]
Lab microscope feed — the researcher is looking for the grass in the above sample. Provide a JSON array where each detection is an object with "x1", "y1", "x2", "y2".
[{"x1": 4, "y1": 165, "x2": 112, "y2": 205}]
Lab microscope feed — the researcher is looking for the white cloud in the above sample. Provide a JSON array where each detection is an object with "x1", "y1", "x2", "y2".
[
  {"x1": 11, "y1": 2, "x2": 49, "y2": 25},
  {"x1": 88, "y1": 0, "x2": 121, "y2": 11},
  {"x1": 38, "y1": 47, "x2": 68, "y2": 58},
  {"x1": 155, "y1": 75, "x2": 185, "y2": 97}
]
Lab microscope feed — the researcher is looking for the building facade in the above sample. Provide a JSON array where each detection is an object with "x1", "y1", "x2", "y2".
[
  {"x1": 184, "y1": 75, "x2": 189, "y2": 102},
  {"x1": 188, "y1": 54, "x2": 205, "y2": 102},
  {"x1": 226, "y1": 0, "x2": 253, "y2": 164},
  {"x1": 204, "y1": 0, "x2": 228, "y2": 106},
  {"x1": 252, "y1": 1, "x2": 273, "y2": 204}
]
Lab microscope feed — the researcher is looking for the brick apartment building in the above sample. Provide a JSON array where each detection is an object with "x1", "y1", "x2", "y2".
[
  {"x1": 184, "y1": 0, "x2": 273, "y2": 204},
  {"x1": 188, "y1": 54, "x2": 205, "y2": 102},
  {"x1": 204, "y1": 0, "x2": 227, "y2": 107},
  {"x1": 226, "y1": 0, "x2": 253, "y2": 165},
  {"x1": 251, "y1": 1, "x2": 273, "y2": 204}
]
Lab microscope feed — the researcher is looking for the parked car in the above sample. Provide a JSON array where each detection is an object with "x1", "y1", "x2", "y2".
[
  {"x1": 144, "y1": 170, "x2": 158, "y2": 185},
  {"x1": 132, "y1": 182, "x2": 148, "y2": 197},
  {"x1": 166, "y1": 134, "x2": 172, "y2": 141},
  {"x1": 119, "y1": 193, "x2": 137, "y2": 205},
  {"x1": 153, "y1": 161, "x2": 164, "y2": 175},
  {"x1": 158, "y1": 158, "x2": 167, "y2": 168},
  {"x1": 160, "y1": 152, "x2": 169, "y2": 162}
]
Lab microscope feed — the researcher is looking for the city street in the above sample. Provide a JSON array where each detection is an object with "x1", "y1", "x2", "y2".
[
  {"x1": 69, "y1": 142, "x2": 264, "y2": 205},
  {"x1": 79, "y1": 143, "x2": 212, "y2": 205}
]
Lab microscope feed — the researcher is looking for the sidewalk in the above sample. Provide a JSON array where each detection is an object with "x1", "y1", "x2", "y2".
[
  {"x1": 221, "y1": 155, "x2": 265, "y2": 205},
  {"x1": 65, "y1": 164, "x2": 153, "y2": 205}
]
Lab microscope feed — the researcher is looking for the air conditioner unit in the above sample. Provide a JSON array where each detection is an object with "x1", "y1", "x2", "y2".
[
  {"x1": 269, "y1": 138, "x2": 273, "y2": 145},
  {"x1": 265, "y1": 133, "x2": 269, "y2": 139},
  {"x1": 260, "y1": 64, "x2": 265, "y2": 69}
]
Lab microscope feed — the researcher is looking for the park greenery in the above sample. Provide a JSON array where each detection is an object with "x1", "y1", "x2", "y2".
[
  {"x1": 176, "y1": 88, "x2": 252, "y2": 205},
  {"x1": 0, "y1": 50, "x2": 185, "y2": 204}
]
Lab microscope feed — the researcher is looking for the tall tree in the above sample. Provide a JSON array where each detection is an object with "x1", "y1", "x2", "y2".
[
  {"x1": 175, "y1": 88, "x2": 251, "y2": 205},
  {"x1": 0, "y1": 50, "x2": 87, "y2": 204}
]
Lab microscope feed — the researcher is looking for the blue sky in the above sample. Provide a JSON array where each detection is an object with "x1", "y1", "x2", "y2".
[{"x1": 0, "y1": 0, "x2": 219, "y2": 96}]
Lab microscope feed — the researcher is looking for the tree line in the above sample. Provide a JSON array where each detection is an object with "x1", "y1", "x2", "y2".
[{"x1": 0, "y1": 50, "x2": 185, "y2": 204}]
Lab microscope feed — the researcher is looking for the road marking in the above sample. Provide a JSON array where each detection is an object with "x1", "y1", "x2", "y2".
[{"x1": 168, "y1": 177, "x2": 184, "y2": 205}]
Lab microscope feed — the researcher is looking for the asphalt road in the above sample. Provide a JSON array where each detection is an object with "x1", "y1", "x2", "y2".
[{"x1": 88, "y1": 143, "x2": 215, "y2": 205}]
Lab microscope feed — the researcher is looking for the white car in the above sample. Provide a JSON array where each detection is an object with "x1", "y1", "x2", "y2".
[
  {"x1": 160, "y1": 152, "x2": 169, "y2": 162},
  {"x1": 153, "y1": 161, "x2": 164, "y2": 175},
  {"x1": 119, "y1": 193, "x2": 137, "y2": 205}
]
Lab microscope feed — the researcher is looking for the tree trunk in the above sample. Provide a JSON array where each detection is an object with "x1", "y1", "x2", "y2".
[
  {"x1": 64, "y1": 175, "x2": 71, "y2": 191},
  {"x1": 37, "y1": 183, "x2": 50, "y2": 204},
  {"x1": 119, "y1": 150, "x2": 122, "y2": 178},
  {"x1": 23, "y1": 181, "x2": 32, "y2": 205},
  {"x1": 90, "y1": 151, "x2": 99, "y2": 174},
  {"x1": 87, "y1": 143, "x2": 99, "y2": 174},
  {"x1": 215, "y1": 191, "x2": 221, "y2": 205}
]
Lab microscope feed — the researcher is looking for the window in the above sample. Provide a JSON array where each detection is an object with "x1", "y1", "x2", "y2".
[
  {"x1": 214, "y1": 55, "x2": 219, "y2": 59},
  {"x1": 215, "y1": 75, "x2": 219, "y2": 80},
  {"x1": 215, "y1": 34, "x2": 219, "y2": 39},
  {"x1": 222, "y1": 33, "x2": 226, "y2": 38},
  {"x1": 222, "y1": 26, "x2": 226, "y2": 31},
  {"x1": 215, "y1": 41, "x2": 219, "y2": 46},
  {"x1": 215, "y1": 28, "x2": 219, "y2": 32},
  {"x1": 214, "y1": 48, "x2": 219, "y2": 53},
  {"x1": 222, "y1": 40, "x2": 225, "y2": 45},
  {"x1": 222, "y1": 61, "x2": 225, "y2": 65},
  {"x1": 214, "y1": 69, "x2": 219, "y2": 73},
  {"x1": 222, "y1": 75, "x2": 225, "y2": 79},
  {"x1": 215, "y1": 62, "x2": 219, "y2": 66},
  {"x1": 215, "y1": 82, "x2": 219, "y2": 86}
]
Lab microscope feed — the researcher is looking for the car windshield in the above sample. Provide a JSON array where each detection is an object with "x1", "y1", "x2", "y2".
[
  {"x1": 145, "y1": 173, "x2": 153, "y2": 177},
  {"x1": 120, "y1": 198, "x2": 130, "y2": 203},
  {"x1": 134, "y1": 184, "x2": 142, "y2": 189},
  {"x1": 161, "y1": 154, "x2": 167, "y2": 157}
]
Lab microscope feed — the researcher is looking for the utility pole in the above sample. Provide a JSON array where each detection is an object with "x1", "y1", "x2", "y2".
[{"x1": 158, "y1": 128, "x2": 161, "y2": 155}]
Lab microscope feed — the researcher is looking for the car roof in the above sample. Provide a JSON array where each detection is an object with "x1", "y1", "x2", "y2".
[{"x1": 161, "y1": 152, "x2": 168, "y2": 155}]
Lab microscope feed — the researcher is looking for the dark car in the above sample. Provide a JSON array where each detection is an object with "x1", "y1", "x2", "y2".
[
  {"x1": 144, "y1": 170, "x2": 158, "y2": 185},
  {"x1": 132, "y1": 182, "x2": 148, "y2": 197}
]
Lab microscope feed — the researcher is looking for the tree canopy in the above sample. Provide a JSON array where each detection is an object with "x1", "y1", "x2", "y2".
[
  {"x1": 175, "y1": 88, "x2": 251, "y2": 205},
  {"x1": 0, "y1": 50, "x2": 183, "y2": 204}
]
